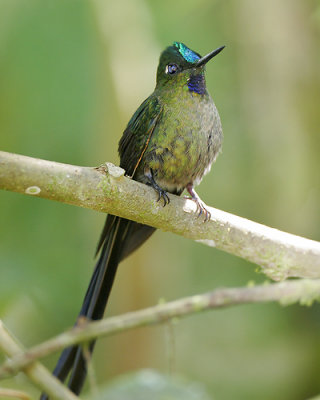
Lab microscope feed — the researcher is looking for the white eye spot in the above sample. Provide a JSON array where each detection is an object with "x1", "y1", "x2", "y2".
[{"x1": 165, "y1": 63, "x2": 178, "y2": 74}]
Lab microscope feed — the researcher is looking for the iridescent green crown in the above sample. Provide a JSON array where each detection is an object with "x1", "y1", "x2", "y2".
[{"x1": 173, "y1": 42, "x2": 200, "y2": 63}]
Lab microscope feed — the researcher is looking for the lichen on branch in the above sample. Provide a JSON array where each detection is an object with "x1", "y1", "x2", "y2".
[{"x1": 0, "y1": 150, "x2": 319, "y2": 280}]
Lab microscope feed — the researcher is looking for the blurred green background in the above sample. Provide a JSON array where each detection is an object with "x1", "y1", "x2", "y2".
[{"x1": 0, "y1": 0, "x2": 320, "y2": 399}]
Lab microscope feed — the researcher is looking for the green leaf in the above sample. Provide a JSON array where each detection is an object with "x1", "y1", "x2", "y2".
[{"x1": 88, "y1": 369, "x2": 213, "y2": 400}]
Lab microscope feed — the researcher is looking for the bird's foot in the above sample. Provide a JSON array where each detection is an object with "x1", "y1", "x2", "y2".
[
  {"x1": 186, "y1": 184, "x2": 211, "y2": 222},
  {"x1": 145, "y1": 168, "x2": 170, "y2": 207},
  {"x1": 156, "y1": 187, "x2": 170, "y2": 206}
]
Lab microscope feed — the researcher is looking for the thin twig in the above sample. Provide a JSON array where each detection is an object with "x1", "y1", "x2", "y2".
[
  {"x1": 82, "y1": 344, "x2": 98, "y2": 399},
  {"x1": 0, "y1": 151, "x2": 319, "y2": 280},
  {"x1": 0, "y1": 388, "x2": 31, "y2": 400},
  {"x1": 0, "y1": 321, "x2": 80, "y2": 400},
  {"x1": 1, "y1": 279, "x2": 320, "y2": 377}
]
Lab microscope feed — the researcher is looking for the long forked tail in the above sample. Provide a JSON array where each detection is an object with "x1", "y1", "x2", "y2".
[{"x1": 40, "y1": 215, "x2": 155, "y2": 399}]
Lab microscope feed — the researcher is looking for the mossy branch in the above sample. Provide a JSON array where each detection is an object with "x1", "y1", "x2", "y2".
[
  {"x1": 0, "y1": 321, "x2": 80, "y2": 400},
  {"x1": 1, "y1": 279, "x2": 320, "y2": 378},
  {"x1": 0, "y1": 150, "x2": 319, "y2": 281}
]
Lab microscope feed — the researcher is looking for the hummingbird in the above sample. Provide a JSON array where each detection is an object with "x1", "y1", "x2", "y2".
[{"x1": 40, "y1": 41, "x2": 224, "y2": 399}]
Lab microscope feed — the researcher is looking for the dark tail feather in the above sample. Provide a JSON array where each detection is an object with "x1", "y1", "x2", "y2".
[{"x1": 40, "y1": 216, "x2": 155, "y2": 399}]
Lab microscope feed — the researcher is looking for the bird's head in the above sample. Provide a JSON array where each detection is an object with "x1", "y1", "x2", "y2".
[{"x1": 156, "y1": 42, "x2": 225, "y2": 94}]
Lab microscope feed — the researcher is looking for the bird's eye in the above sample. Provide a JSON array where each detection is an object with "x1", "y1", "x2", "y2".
[{"x1": 166, "y1": 63, "x2": 178, "y2": 75}]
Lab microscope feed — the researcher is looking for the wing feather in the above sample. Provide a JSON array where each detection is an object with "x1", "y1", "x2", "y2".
[{"x1": 118, "y1": 95, "x2": 162, "y2": 178}]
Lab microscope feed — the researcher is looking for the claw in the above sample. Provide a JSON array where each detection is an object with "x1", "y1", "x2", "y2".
[
  {"x1": 145, "y1": 168, "x2": 170, "y2": 207},
  {"x1": 156, "y1": 189, "x2": 170, "y2": 206},
  {"x1": 186, "y1": 183, "x2": 211, "y2": 222},
  {"x1": 194, "y1": 198, "x2": 211, "y2": 221}
]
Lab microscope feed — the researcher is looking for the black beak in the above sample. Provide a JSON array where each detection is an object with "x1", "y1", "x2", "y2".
[{"x1": 196, "y1": 45, "x2": 225, "y2": 67}]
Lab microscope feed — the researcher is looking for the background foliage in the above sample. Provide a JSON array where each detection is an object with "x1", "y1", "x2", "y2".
[{"x1": 0, "y1": 1, "x2": 320, "y2": 399}]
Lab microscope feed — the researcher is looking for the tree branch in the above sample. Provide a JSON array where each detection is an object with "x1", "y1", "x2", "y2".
[
  {"x1": 0, "y1": 388, "x2": 31, "y2": 400},
  {"x1": 1, "y1": 279, "x2": 320, "y2": 377},
  {"x1": 0, "y1": 151, "x2": 319, "y2": 280},
  {"x1": 0, "y1": 321, "x2": 80, "y2": 400}
]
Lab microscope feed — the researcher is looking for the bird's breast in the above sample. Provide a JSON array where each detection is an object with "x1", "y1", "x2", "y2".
[{"x1": 141, "y1": 92, "x2": 222, "y2": 193}]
